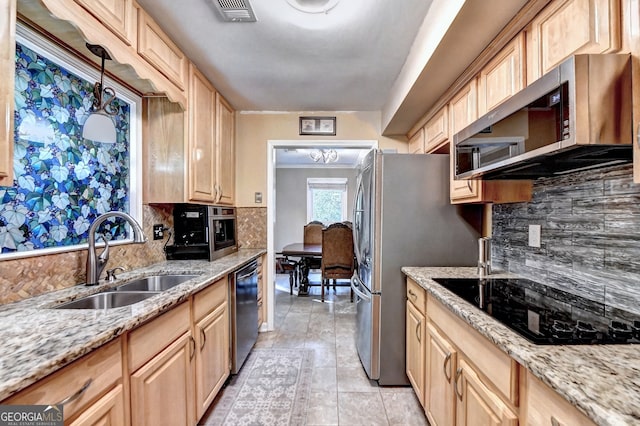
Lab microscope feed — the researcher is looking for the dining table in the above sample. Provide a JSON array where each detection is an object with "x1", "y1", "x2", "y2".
[{"x1": 280, "y1": 243, "x2": 322, "y2": 296}]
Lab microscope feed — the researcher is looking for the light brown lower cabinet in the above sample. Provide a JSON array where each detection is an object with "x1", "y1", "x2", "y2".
[
  {"x1": 455, "y1": 359, "x2": 517, "y2": 426},
  {"x1": 425, "y1": 322, "x2": 456, "y2": 426},
  {"x1": 407, "y1": 279, "x2": 598, "y2": 426},
  {"x1": 130, "y1": 332, "x2": 195, "y2": 426},
  {"x1": 2, "y1": 339, "x2": 126, "y2": 426},
  {"x1": 193, "y1": 277, "x2": 230, "y2": 420}
]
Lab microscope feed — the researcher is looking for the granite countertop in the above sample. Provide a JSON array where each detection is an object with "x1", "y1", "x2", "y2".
[
  {"x1": 402, "y1": 266, "x2": 640, "y2": 426},
  {"x1": 0, "y1": 248, "x2": 265, "y2": 401}
]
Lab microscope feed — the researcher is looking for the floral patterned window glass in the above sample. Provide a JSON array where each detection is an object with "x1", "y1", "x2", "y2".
[{"x1": 0, "y1": 28, "x2": 139, "y2": 258}]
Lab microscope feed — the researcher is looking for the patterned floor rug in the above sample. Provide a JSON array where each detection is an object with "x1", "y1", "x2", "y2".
[{"x1": 201, "y1": 348, "x2": 314, "y2": 426}]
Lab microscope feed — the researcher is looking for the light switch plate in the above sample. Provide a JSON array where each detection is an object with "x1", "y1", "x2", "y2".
[
  {"x1": 528, "y1": 224, "x2": 541, "y2": 248},
  {"x1": 255, "y1": 192, "x2": 262, "y2": 203}
]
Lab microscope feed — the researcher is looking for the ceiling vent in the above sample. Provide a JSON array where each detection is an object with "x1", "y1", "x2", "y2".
[{"x1": 210, "y1": 0, "x2": 257, "y2": 22}]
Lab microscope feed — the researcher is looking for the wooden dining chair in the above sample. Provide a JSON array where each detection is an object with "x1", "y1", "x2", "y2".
[
  {"x1": 320, "y1": 222, "x2": 355, "y2": 302},
  {"x1": 303, "y1": 221, "x2": 324, "y2": 245}
]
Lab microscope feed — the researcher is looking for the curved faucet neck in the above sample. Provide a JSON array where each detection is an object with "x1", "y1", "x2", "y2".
[{"x1": 86, "y1": 211, "x2": 146, "y2": 285}]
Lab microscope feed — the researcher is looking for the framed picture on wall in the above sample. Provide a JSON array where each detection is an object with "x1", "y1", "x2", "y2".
[{"x1": 299, "y1": 116, "x2": 336, "y2": 136}]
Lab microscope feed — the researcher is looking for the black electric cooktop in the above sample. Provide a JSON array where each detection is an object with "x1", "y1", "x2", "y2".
[{"x1": 431, "y1": 277, "x2": 640, "y2": 345}]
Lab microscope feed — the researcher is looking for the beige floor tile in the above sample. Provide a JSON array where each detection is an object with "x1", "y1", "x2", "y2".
[
  {"x1": 311, "y1": 367, "x2": 337, "y2": 391},
  {"x1": 380, "y1": 390, "x2": 429, "y2": 425},
  {"x1": 337, "y1": 392, "x2": 389, "y2": 425},
  {"x1": 337, "y1": 366, "x2": 379, "y2": 392},
  {"x1": 306, "y1": 391, "x2": 339, "y2": 425}
]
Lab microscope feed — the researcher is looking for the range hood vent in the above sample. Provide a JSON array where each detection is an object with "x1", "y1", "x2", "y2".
[{"x1": 210, "y1": 0, "x2": 257, "y2": 22}]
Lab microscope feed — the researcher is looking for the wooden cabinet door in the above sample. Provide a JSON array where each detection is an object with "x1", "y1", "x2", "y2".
[
  {"x1": 215, "y1": 92, "x2": 235, "y2": 205},
  {"x1": 138, "y1": 9, "x2": 188, "y2": 91},
  {"x1": 69, "y1": 384, "x2": 126, "y2": 426},
  {"x1": 194, "y1": 302, "x2": 229, "y2": 419},
  {"x1": 449, "y1": 81, "x2": 480, "y2": 202},
  {"x1": 455, "y1": 359, "x2": 517, "y2": 426},
  {"x1": 526, "y1": 0, "x2": 621, "y2": 83},
  {"x1": 130, "y1": 332, "x2": 195, "y2": 426},
  {"x1": 424, "y1": 105, "x2": 449, "y2": 154},
  {"x1": 0, "y1": 0, "x2": 15, "y2": 187},
  {"x1": 406, "y1": 301, "x2": 425, "y2": 406},
  {"x1": 425, "y1": 322, "x2": 456, "y2": 426},
  {"x1": 477, "y1": 34, "x2": 525, "y2": 116},
  {"x1": 408, "y1": 128, "x2": 425, "y2": 154},
  {"x1": 142, "y1": 97, "x2": 186, "y2": 203},
  {"x1": 73, "y1": 0, "x2": 135, "y2": 45},
  {"x1": 188, "y1": 64, "x2": 217, "y2": 203}
]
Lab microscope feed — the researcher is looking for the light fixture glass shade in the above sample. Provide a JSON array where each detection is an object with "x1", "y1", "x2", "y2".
[
  {"x1": 286, "y1": 0, "x2": 340, "y2": 13},
  {"x1": 310, "y1": 148, "x2": 338, "y2": 163},
  {"x1": 82, "y1": 111, "x2": 117, "y2": 144}
]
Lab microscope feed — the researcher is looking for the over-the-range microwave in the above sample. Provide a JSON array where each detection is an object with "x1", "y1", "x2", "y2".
[{"x1": 454, "y1": 54, "x2": 633, "y2": 180}]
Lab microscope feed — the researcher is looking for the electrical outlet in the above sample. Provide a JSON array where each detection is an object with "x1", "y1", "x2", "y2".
[
  {"x1": 153, "y1": 224, "x2": 165, "y2": 240},
  {"x1": 528, "y1": 224, "x2": 541, "y2": 248}
]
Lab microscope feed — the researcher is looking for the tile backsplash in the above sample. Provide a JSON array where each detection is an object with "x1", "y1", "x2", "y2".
[
  {"x1": 0, "y1": 204, "x2": 172, "y2": 304},
  {"x1": 237, "y1": 207, "x2": 267, "y2": 249},
  {"x1": 492, "y1": 164, "x2": 640, "y2": 315}
]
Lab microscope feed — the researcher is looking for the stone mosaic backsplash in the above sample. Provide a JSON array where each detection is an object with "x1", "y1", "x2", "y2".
[
  {"x1": 492, "y1": 164, "x2": 640, "y2": 315},
  {"x1": 237, "y1": 207, "x2": 267, "y2": 249},
  {"x1": 0, "y1": 204, "x2": 172, "y2": 304}
]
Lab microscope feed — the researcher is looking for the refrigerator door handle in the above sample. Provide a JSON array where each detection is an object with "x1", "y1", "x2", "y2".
[
  {"x1": 351, "y1": 273, "x2": 371, "y2": 302},
  {"x1": 352, "y1": 178, "x2": 364, "y2": 264}
]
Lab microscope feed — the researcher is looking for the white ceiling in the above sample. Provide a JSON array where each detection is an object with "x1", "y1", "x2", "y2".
[
  {"x1": 134, "y1": 0, "x2": 529, "y2": 137},
  {"x1": 134, "y1": 0, "x2": 433, "y2": 111}
]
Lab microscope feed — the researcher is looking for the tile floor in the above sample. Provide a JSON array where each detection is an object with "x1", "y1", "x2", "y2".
[{"x1": 203, "y1": 274, "x2": 428, "y2": 425}]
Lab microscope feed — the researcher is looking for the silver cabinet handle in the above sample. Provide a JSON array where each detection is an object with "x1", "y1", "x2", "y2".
[
  {"x1": 443, "y1": 352, "x2": 452, "y2": 382},
  {"x1": 54, "y1": 379, "x2": 92, "y2": 406},
  {"x1": 189, "y1": 336, "x2": 196, "y2": 361},
  {"x1": 467, "y1": 180, "x2": 473, "y2": 191},
  {"x1": 454, "y1": 367, "x2": 463, "y2": 400},
  {"x1": 408, "y1": 288, "x2": 417, "y2": 301},
  {"x1": 550, "y1": 416, "x2": 561, "y2": 426},
  {"x1": 200, "y1": 327, "x2": 206, "y2": 350},
  {"x1": 416, "y1": 320, "x2": 421, "y2": 344}
]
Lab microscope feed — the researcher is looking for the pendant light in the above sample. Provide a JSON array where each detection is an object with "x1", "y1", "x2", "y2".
[{"x1": 82, "y1": 43, "x2": 117, "y2": 144}]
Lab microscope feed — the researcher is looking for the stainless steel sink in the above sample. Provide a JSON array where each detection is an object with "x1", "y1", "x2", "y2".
[
  {"x1": 115, "y1": 275, "x2": 199, "y2": 292},
  {"x1": 53, "y1": 291, "x2": 160, "y2": 309}
]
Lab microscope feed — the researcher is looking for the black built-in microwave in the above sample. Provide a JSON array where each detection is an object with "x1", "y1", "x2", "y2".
[{"x1": 165, "y1": 204, "x2": 237, "y2": 261}]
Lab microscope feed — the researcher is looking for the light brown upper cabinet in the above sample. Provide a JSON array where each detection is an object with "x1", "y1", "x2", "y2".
[
  {"x1": 142, "y1": 97, "x2": 186, "y2": 204},
  {"x1": 408, "y1": 128, "x2": 425, "y2": 154},
  {"x1": 188, "y1": 64, "x2": 218, "y2": 204},
  {"x1": 137, "y1": 8, "x2": 188, "y2": 91},
  {"x1": 73, "y1": 0, "x2": 136, "y2": 46},
  {"x1": 215, "y1": 93, "x2": 236, "y2": 205},
  {"x1": 449, "y1": 80, "x2": 480, "y2": 202},
  {"x1": 526, "y1": 0, "x2": 621, "y2": 83},
  {"x1": 477, "y1": 34, "x2": 525, "y2": 116},
  {"x1": 424, "y1": 105, "x2": 449, "y2": 154},
  {"x1": 0, "y1": 0, "x2": 15, "y2": 187}
]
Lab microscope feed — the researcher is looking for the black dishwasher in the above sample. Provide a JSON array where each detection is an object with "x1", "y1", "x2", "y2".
[{"x1": 230, "y1": 260, "x2": 259, "y2": 374}]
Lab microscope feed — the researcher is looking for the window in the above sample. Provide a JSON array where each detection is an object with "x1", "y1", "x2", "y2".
[
  {"x1": 307, "y1": 178, "x2": 347, "y2": 224},
  {"x1": 0, "y1": 25, "x2": 141, "y2": 259}
]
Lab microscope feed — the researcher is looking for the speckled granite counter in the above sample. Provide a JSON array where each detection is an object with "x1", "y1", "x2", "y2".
[
  {"x1": 0, "y1": 249, "x2": 265, "y2": 401},
  {"x1": 402, "y1": 266, "x2": 640, "y2": 426}
]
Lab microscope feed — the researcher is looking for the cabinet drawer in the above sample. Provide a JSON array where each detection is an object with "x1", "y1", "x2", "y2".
[
  {"x1": 193, "y1": 277, "x2": 227, "y2": 322},
  {"x1": 407, "y1": 278, "x2": 426, "y2": 315},
  {"x1": 524, "y1": 371, "x2": 595, "y2": 426},
  {"x1": 128, "y1": 301, "x2": 190, "y2": 372},
  {"x1": 428, "y1": 296, "x2": 518, "y2": 404},
  {"x1": 3, "y1": 339, "x2": 122, "y2": 420}
]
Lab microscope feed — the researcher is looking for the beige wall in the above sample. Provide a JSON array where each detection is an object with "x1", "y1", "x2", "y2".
[{"x1": 235, "y1": 111, "x2": 407, "y2": 207}]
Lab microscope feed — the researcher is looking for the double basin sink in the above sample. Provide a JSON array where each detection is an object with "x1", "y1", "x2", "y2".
[{"x1": 54, "y1": 274, "x2": 199, "y2": 309}]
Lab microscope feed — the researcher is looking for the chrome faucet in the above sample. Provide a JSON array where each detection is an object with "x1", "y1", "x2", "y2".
[
  {"x1": 477, "y1": 237, "x2": 492, "y2": 277},
  {"x1": 86, "y1": 211, "x2": 146, "y2": 285}
]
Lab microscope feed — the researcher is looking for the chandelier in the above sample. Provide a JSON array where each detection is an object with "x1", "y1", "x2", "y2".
[
  {"x1": 309, "y1": 149, "x2": 338, "y2": 163},
  {"x1": 82, "y1": 43, "x2": 118, "y2": 144}
]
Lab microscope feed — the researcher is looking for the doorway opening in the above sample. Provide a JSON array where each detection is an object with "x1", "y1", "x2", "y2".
[{"x1": 264, "y1": 140, "x2": 377, "y2": 330}]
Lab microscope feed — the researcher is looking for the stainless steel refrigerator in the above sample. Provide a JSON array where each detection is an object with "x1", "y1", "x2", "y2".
[{"x1": 350, "y1": 150, "x2": 479, "y2": 385}]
